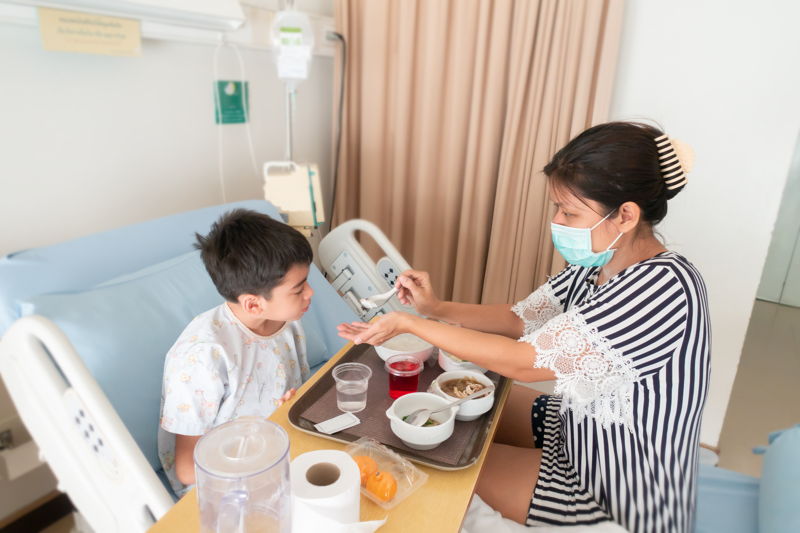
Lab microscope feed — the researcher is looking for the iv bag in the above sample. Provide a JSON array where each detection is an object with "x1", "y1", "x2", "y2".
[{"x1": 271, "y1": 9, "x2": 314, "y2": 82}]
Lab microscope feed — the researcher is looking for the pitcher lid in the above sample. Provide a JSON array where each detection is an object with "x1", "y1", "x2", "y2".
[{"x1": 194, "y1": 418, "x2": 290, "y2": 479}]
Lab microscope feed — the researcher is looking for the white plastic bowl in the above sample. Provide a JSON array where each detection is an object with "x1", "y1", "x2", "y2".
[
  {"x1": 429, "y1": 370, "x2": 494, "y2": 422},
  {"x1": 385, "y1": 392, "x2": 456, "y2": 450},
  {"x1": 437, "y1": 349, "x2": 487, "y2": 374},
  {"x1": 374, "y1": 334, "x2": 434, "y2": 364}
]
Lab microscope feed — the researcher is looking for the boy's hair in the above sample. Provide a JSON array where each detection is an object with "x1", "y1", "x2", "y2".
[{"x1": 195, "y1": 209, "x2": 313, "y2": 301}]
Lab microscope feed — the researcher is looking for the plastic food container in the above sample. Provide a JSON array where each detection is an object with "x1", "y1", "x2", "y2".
[
  {"x1": 345, "y1": 438, "x2": 428, "y2": 510},
  {"x1": 437, "y1": 349, "x2": 487, "y2": 373}
]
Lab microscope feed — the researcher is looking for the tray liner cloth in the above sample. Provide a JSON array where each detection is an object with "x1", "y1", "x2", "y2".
[{"x1": 299, "y1": 347, "x2": 502, "y2": 465}]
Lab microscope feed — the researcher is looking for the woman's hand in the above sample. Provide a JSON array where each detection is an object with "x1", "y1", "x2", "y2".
[
  {"x1": 396, "y1": 270, "x2": 441, "y2": 317},
  {"x1": 337, "y1": 312, "x2": 415, "y2": 346}
]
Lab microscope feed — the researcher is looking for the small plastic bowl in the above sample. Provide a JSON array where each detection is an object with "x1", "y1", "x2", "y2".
[
  {"x1": 385, "y1": 392, "x2": 456, "y2": 450},
  {"x1": 429, "y1": 370, "x2": 494, "y2": 422},
  {"x1": 437, "y1": 349, "x2": 487, "y2": 374},
  {"x1": 374, "y1": 333, "x2": 434, "y2": 364}
]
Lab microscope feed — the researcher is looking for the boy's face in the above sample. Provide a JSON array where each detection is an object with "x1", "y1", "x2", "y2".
[
  {"x1": 266, "y1": 262, "x2": 313, "y2": 321},
  {"x1": 241, "y1": 263, "x2": 313, "y2": 323}
]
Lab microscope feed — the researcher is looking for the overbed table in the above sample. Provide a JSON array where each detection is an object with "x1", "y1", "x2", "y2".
[{"x1": 148, "y1": 342, "x2": 511, "y2": 532}]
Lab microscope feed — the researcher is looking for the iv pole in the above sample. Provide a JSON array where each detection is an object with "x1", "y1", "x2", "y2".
[
  {"x1": 285, "y1": 84, "x2": 294, "y2": 163},
  {"x1": 283, "y1": 0, "x2": 295, "y2": 163},
  {"x1": 263, "y1": 0, "x2": 324, "y2": 234}
]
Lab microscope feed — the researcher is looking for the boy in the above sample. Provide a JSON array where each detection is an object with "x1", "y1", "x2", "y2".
[{"x1": 158, "y1": 209, "x2": 313, "y2": 495}]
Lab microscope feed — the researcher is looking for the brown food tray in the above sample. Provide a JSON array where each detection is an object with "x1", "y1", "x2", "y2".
[{"x1": 288, "y1": 343, "x2": 510, "y2": 470}]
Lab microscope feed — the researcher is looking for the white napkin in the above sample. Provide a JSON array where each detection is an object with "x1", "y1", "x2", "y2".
[
  {"x1": 294, "y1": 503, "x2": 386, "y2": 532},
  {"x1": 460, "y1": 494, "x2": 627, "y2": 533}
]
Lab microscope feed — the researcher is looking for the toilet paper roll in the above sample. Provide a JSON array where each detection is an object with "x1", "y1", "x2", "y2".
[{"x1": 290, "y1": 450, "x2": 386, "y2": 533}]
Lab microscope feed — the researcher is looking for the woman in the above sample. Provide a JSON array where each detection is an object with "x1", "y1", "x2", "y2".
[{"x1": 339, "y1": 122, "x2": 710, "y2": 532}]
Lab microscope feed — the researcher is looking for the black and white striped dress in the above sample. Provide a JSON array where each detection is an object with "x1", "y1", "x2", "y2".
[{"x1": 511, "y1": 251, "x2": 710, "y2": 532}]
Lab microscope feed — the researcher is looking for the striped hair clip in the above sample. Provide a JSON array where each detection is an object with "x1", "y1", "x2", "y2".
[{"x1": 655, "y1": 135, "x2": 694, "y2": 191}]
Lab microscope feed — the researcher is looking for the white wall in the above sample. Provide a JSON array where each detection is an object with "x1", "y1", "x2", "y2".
[
  {"x1": 610, "y1": 0, "x2": 800, "y2": 446},
  {"x1": 758, "y1": 134, "x2": 800, "y2": 306},
  {"x1": 0, "y1": 2, "x2": 334, "y2": 520},
  {"x1": 0, "y1": 22, "x2": 334, "y2": 404},
  {"x1": 0, "y1": 25, "x2": 333, "y2": 256}
]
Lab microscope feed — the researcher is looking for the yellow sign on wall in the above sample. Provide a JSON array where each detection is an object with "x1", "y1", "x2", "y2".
[{"x1": 38, "y1": 7, "x2": 141, "y2": 57}]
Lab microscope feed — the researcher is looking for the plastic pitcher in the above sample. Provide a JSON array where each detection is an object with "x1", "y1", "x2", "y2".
[{"x1": 195, "y1": 418, "x2": 291, "y2": 533}]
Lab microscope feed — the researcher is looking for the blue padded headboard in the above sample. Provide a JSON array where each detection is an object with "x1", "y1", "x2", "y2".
[
  {"x1": 0, "y1": 200, "x2": 357, "y2": 471},
  {"x1": 0, "y1": 200, "x2": 276, "y2": 334}
]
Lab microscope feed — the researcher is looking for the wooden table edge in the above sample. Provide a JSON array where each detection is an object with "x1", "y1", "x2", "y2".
[{"x1": 148, "y1": 342, "x2": 511, "y2": 532}]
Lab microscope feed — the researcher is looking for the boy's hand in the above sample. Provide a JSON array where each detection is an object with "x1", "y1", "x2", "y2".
[{"x1": 277, "y1": 388, "x2": 297, "y2": 406}]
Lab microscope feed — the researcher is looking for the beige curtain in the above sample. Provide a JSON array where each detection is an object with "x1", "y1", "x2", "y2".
[{"x1": 333, "y1": 0, "x2": 624, "y2": 304}]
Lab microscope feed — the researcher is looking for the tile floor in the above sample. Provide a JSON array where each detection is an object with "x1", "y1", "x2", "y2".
[{"x1": 717, "y1": 299, "x2": 800, "y2": 477}]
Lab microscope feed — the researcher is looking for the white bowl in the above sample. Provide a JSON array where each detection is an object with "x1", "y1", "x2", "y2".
[
  {"x1": 438, "y1": 349, "x2": 487, "y2": 374},
  {"x1": 385, "y1": 392, "x2": 456, "y2": 450},
  {"x1": 429, "y1": 370, "x2": 495, "y2": 422},
  {"x1": 375, "y1": 334, "x2": 434, "y2": 364}
]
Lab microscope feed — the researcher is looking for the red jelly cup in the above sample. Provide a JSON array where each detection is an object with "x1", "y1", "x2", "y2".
[{"x1": 385, "y1": 354, "x2": 423, "y2": 399}]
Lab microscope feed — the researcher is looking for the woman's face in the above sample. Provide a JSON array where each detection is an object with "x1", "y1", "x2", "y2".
[{"x1": 550, "y1": 186, "x2": 624, "y2": 254}]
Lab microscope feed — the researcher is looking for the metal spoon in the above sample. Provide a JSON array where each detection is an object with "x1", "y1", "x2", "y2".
[
  {"x1": 403, "y1": 386, "x2": 495, "y2": 427},
  {"x1": 359, "y1": 287, "x2": 398, "y2": 309}
]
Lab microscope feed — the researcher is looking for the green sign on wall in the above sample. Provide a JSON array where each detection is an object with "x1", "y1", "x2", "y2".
[{"x1": 214, "y1": 80, "x2": 249, "y2": 124}]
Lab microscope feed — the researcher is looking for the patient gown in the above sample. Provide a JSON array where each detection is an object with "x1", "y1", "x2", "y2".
[{"x1": 512, "y1": 252, "x2": 710, "y2": 533}]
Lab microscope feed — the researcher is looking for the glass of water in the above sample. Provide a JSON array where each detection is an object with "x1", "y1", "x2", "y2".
[{"x1": 332, "y1": 362, "x2": 372, "y2": 413}]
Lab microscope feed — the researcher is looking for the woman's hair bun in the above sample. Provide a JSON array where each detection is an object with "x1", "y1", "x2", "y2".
[
  {"x1": 670, "y1": 138, "x2": 695, "y2": 174},
  {"x1": 655, "y1": 135, "x2": 694, "y2": 196},
  {"x1": 543, "y1": 121, "x2": 693, "y2": 225}
]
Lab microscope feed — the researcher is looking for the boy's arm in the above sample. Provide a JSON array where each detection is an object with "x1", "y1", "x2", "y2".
[
  {"x1": 172, "y1": 389, "x2": 295, "y2": 487},
  {"x1": 161, "y1": 341, "x2": 226, "y2": 487},
  {"x1": 174, "y1": 434, "x2": 202, "y2": 486},
  {"x1": 172, "y1": 386, "x2": 294, "y2": 485}
]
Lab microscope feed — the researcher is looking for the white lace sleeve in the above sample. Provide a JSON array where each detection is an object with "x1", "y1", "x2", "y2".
[
  {"x1": 511, "y1": 283, "x2": 563, "y2": 336},
  {"x1": 521, "y1": 309, "x2": 639, "y2": 428}
]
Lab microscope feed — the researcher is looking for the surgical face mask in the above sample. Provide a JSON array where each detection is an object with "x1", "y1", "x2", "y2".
[{"x1": 551, "y1": 211, "x2": 623, "y2": 268}]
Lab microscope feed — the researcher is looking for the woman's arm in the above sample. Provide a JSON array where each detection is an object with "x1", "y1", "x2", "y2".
[
  {"x1": 339, "y1": 313, "x2": 555, "y2": 383},
  {"x1": 396, "y1": 271, "x2": 525, "y2": 338},
  {"x1": 428, "y1": 301, "x2": 524, "y2": 338}
]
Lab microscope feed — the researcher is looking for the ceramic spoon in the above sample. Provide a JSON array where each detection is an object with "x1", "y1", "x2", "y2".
[
  {"x1": 359, "y1": 287, "x2": 398, "y2": 309},
  {"x1": 404, "y1": 386, "x2": 495, "y2": 427}
]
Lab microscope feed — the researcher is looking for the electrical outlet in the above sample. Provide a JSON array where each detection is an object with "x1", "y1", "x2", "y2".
[
  {"x1": 376, "y1": 257, "x2": 400, "y2": 288},
  {"x1": 0, "y1": 429, "x2": 12, "y2": 450}
]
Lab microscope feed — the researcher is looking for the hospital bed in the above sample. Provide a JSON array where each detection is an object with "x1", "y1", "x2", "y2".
[
  {"x1": 0, "y1": 200, "x2": 359, "y2": 531},
  {"x1": 0, "y1": 200, "x2": 795, "y2": 532}
]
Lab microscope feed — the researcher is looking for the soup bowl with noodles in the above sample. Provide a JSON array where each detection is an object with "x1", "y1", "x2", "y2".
[{"x1": 429, "y1": 370, "x2": 495, "y2": 421}]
